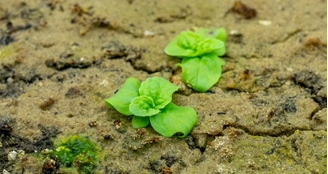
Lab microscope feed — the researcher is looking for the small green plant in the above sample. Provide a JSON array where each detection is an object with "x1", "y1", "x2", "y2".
[
  {"x1": 51, "y1": 135, "x2": 98, "y2": 174},
  {"x1": 104, "y1": 77, "x2": 197, "y2": 138},
  {"x1": 165, "y1": 28, "x2": 227, "y2": 92}
]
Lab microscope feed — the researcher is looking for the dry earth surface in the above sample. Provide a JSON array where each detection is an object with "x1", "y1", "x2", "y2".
[{"x1": 0, "y1": 0, "x2": 326, "y2": 173}]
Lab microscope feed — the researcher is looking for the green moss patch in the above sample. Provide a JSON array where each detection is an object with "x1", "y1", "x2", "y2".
[{"x1": 51, "y1": 135, "x2": 98, "y2": 174}]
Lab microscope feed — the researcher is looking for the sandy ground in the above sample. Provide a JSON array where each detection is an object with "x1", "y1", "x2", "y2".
[{"x1": 0, "y1": 0, "x2": 326, "y2": 173}]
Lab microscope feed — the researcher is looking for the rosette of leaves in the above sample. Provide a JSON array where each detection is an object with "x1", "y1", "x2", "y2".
[
  {"x1": 164, "y1": 28, "x2": 227, "y2": 92},
  {"x1": 104, "y1": 77, "x2": 197, "y2": 138}
]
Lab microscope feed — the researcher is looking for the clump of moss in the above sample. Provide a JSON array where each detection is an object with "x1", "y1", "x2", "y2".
[{"x1": 51, "y1": 135, "x2": 98, "y2": 174}]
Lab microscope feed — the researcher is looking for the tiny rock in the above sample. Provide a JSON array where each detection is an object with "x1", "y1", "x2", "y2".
[
  {"x1": 8, "y1": 150, "x2": 17, "y2": 161},
  {"x1": 104, "y1": 135, "x2": 111, "y2": 140},
  {"x1": 100, "y1": 80, "x2": 109, "y2": 86},
  {"x1": 144, "y1": 30, "x2": 154, "y2": 38},
  {"x1": 17, "y1": 150, "x2": 25, "y2": 158},
  {"x1": 88, "y1": 121, "x2": 97, "y2": 127},
  {"x1": 230, "y1": 30, "x2": 239, "y2": 35},
  {"x1": 258, "y1": 20, "x2": 272, "y2": 26}
]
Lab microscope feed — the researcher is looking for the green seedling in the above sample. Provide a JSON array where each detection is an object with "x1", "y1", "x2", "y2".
[
  {"x1": 51, "y1": 135, "x2": 98, "y2": 174},
  {"x1": 165, "y1": 28, "x2": 227, "y2": 92},
  {"x1": 196, "y1": 28, "x2": 227, "y2": 43},
  {"x1": 104, "y1": 77, "x2": 197, "y2": 138},
  {"x1": 164, "y1": 31, "x2": 225, "y2": 57},
  {"x1": 176, "y1": 53, "x2": 226, "y2": 92}
]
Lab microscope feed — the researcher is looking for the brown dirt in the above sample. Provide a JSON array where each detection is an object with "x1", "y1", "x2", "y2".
[{"x1": 0, "y1": 0, "x2": 326, "y2": 173}]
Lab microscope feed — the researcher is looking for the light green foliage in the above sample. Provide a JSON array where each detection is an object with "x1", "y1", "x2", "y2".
[
  {"x1": 177, "y1": 53, "x2": 225, "y2": 92},
  {"x1": 196, "y1": 28, "x2": 226, "y2": 43},
  {"x1": 104, "y1": 78, "x2": 140, "y2": 115},
  {"x1": 131, "y1": 116, "x2": 150, "y2": 128},
  {"x1": 129, "y1": 96, "x2": 159, "y2": 116},
  {"x1": 149, "y1": 102, "x2": 197, "y2": 138},
  {"x1": 165, "y1": 31, "x2": 225, "y2": 57},
  {"x1": 104, "y1": 77, "x2": 197, "y2": 138},
  {"x1": 164, "y1": 28, "x2": 227, "y2": 92},
  {"x1": 139, "y1": 77, "x2": 179, "y2": 109},
  {"x1": 129, "y1": 77, "x2": 179, "y2": 117},
  {"x1": 196, "y1": 28, "x2": 226, "y2": 56}
]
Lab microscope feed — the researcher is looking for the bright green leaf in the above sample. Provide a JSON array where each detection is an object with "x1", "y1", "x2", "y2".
[
  {"x1": 165, "y1": 31, "x2": 200, "y2": 57},
  {"x1": 164, "y1": 31, "x2": 224, "y2": 58},
  {"x1": 196, "y1": 28, "x2": 226, "y2": 56},
  {"x1": 139, "y1": 77, "x2": 179, "y2": 109},
  {"x1": 131, "y1": 116, "x2": 150, "y2": 128},
  {"x1": 149, "y1": 102, "x2": 197, "y2": 138},
  {"x1": 176, "y1": 31, "x2": 201, "y2": 50},
  {"x1": 213, "y1": 46, "x2": 226, "y2": 56},
  {"x1": 218, "y1": 57, "x2": 226, "y2": 66},
  {"x1": 129, "y1": 96, "x2": 160, "y2": 117},
  {"x1": 104, "y1": 78, "x2": 140, "y2": 115},
  {"x1": 196, "y1": 28, "x2": 227, "y2": 43},
  {"x1": 177, "y1": 53, "x2": 225, "y2": 92},
  {"x1": 196, "y1": 38, "x2": 225, "y2": 56}
]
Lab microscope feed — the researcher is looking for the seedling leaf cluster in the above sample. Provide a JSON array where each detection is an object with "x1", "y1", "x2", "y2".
[
  {"x1": 105, "y1": 77, "x2": 197, "y2": 138},
  {"x1": 165, "y1": 28, "x2": 227, "y2": 92}
]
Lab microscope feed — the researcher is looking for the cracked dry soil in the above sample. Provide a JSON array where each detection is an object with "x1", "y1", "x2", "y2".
[{"x1": 0, "y1": 0, "x2": 326, "y2": 173}]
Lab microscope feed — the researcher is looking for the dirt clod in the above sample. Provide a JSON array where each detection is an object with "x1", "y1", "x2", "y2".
[
  {"x1": 0, "y1": 36, "x2": 15, "y2": 46},
  {"x1": 282, "y1": 98, "x2": 297, "y2": 113},
  {"x1": 102, "y1": 41, "x2": 128, "y2": 59},
  {"x1": 225, "y1": 1, "x2": 257, "y2": 19},
  {"x1": 65, "y1": 87, "x2": 81, "y2": 98},
  {"x1": 104, "y1": 135, "x2": 110, "y2": 140},
  {"x1": 312, "y1": 96, "x2": 327, "y2": 110},
  {"x1": 45, "y1": 58, "x2": 92, "y2": 70},
  {"x1": 142, "y1": 137, "x2": 161, "y2": 145},
  {"x1": 162, "y1": 166, "x2": 173, "y2": 174},
  {"x1": 43, "y1": 161, "x2": 54, "y2": 172},
  {"x1": 293, "y1": 70, "x2": 323, "y2": 94},
  {"x1": 39, "y1": 98, "x2": 56, "y2": 110},
  {"x1": 88, "y1": 121, "x2": 97, "y2": 127}
]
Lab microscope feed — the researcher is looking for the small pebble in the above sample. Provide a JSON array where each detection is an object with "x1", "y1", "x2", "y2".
[
  {"x1": 17, "y1": 150, "x2": 25, "y2": 157},
  {"x1": 258, "y1": 20, "x2": 272, "y2": 26},
  {"x1": 144, "y1": 30, "x2": 154, "y2": 37},
  {"x1": 88, "y1": 121, "x2": 97, "y2": 127},
  {"x1": 100, "y1": 80, "x2": 109, "y2": 86},
  {"x1": 8, "y1": 151, "x2": 17, "y2": 161},
  {"x1": 104, "y1": 135, "x2": 110, "y2": 140},
  {"x1": 230, "y1": 30, "x2": 240, "y2": 36},
  {"x1": 6, "y1": 77, "x2": 13, "y2": 84},
  {"x1": 43, "y1": 149, "x2": 52, "y2": 153},
  {"x1": 3, "y1": 169, "x2": 10, "y2": 174}
]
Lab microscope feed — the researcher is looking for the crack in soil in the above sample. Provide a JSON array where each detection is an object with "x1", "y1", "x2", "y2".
[
  {"x1": 272, "y1": 29, "x2": 302, "y2": 44},
  {"x1": 222, "y1": 124, "x2": 320, "y2": 137}
]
